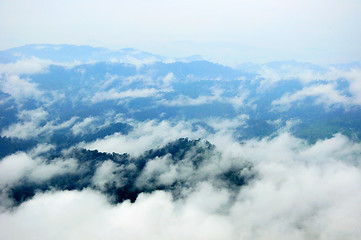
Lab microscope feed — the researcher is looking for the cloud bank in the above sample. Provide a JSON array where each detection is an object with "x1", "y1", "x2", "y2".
[{"x1": 1, "y1": 131, "x2": 361, "y2": 240}]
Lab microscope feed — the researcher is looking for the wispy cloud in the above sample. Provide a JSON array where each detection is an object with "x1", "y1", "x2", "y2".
[
  {"x1": 158, "y1": 88, "x2": 223, "y2": 107},
  {"x1": 71, "y1": 117, "x2": 97, "y2": 136},
  {"x1": 1, "y1": 108, "x2": 78, "y2": 140},
  {"x1": 0, "y1": 144, "x2": 78, "y2": 188},
  {"x1": 91, "y1": 160, "x2": 126, "y2": 191},
  {"x1": 81, "y1": 119, "x2": 207, "y2": 157},
  {"x1": 0, "y1": 75, "x2": 43, "y2": 101},
  {"x1": 89, "y1": 88, "x2": 158, "y2": 103},
  {"x1": 272, "y1": 83, "x2": 351, "y2": 109},
  {"x1": 263, "y1": 66, "x2": 361, "y2": 108},
  {"x1": 0, "y1": 57, "x2": 51, "y2": 75}
]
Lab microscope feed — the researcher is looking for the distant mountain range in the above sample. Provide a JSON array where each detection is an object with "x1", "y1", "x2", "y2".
[
  {"x1": 0, "y1": 44, "x2": 361, "y2": 156},
  {"x1": 0, "y1": 44, "x2": 207, "y2": 64}
]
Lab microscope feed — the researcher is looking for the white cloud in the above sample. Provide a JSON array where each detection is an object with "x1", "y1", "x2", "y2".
[
  {"x1": 90, "y1": 88, "x2": 158, "y2": 103},
  {"x1": 0, "y1": 152, "x2": 35, "y2": 186},
  {"x1": 1, "y1": 152, "x2": 360, "y2": 240},
  {"x1": 1, "y1": 130, "x2": 361, "y2": 239},
  {"x1": 0, "y1": 189, "x2": 234, "y2": 240},
  {"x1": 0, "y1": 148, "x2": 78, "y2": 188},
  {"x1": 81, "y1": 120, "x2": 207, "y2": 157},
  {"x1": 0, "y1": 57, "x2": 51, "y2": 75},
  {"x1": 1, "y1": 108, "x2": 78, "y2": 140},
  {"x1": 299, "y1": 133, "x2": 361, "y2": 165},
  {"x1": 0, "y1": 58, "x2": 71, "y2": 104},
  {"x1": 92, "y1": 160, "x2": 125, "y2": 191},
  {"x1": 29, "y1": 157, "x2": 78, "y2": 183},
  {"x1": 99, "y1": 73, "x2": 120, "y2": 89},
  {"x1": 71, "y1": 117, "x2": 97, "y2": 136},
  {"x1": 254, "y1": 65, "x2": 361, "y2": 108},
  {"x1": 210, "y1": 131, "x2": 361, "y2": 169},
  {"x1": 159, "y1": 72, "x2": 176, "y2": 91},
  {"x1": 272, "y1": 83, "x2": 351, "y2": 108},
  {"x1": 159, "y1": 88, "x2": 223, "y2": 106},
  {"x1": 1, "y1": 108, "x2": 48, "y2": 139},
  {"x1": 0, "y1": 75, "x2": 43, "y2": 101},
  {"x1": 255, "y1": 64, "x2": 326, "y2": 90},
  {"x1": 136, "y1": 154, "x2": 179, "y2": 188},
  {"x1": 229, "y1": 160, "x2": 361, "y2": 240},
  {"x1": 135, "y1": 138, "x2": 248, "y2": 190},
  {"x1": 19, "y1": 107, "x2": 48, "y2": 121},
  {"x1": 110, "y1": 56, "x2": 159, "y2": 68},
  {"x1": 160, "y1": 94, "x2": 220, "y2": 106},
  {"x1": 99, "y1": 72, "x2": 176, "y2": 93},
  {"x1": 342, "y1": 68, "x2": 361, "y2": 104},
  {"x1": 227, "y1": 93, "x2": 249, "y2": 109},
  {"x1": 28, "y1": 143, "x2": 55, "y2": 157},
  {"x1": 158, "y1": 86, "x2": 249, "y2": 109},
  {"x1": 206, "y1": 115, "x2": 249, "y2": 133}
]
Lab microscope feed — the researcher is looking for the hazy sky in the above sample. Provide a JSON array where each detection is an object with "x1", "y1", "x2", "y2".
[{"x1": 0, "y1": 0, "x2": 360, "y2": 64}]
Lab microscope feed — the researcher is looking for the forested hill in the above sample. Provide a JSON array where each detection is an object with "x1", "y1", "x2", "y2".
[{"x1": 5, "y1": 138, "x2": 254, "y2": 207}]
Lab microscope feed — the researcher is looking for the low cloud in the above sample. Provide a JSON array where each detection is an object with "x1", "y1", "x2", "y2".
[
  {"x1": 227, "y1": 93, "x2": 249, "y2": 109},
  {"x1": 81, "y1": 120, "x2": 207, "y2": 157},
  {"x1": 0, "y1": 57, "x2": 51, "y2": 75},
  {"x1": 92, "y1": 160, "x2": 125, "y2": 191},
  {"x1": 109, "y1": 56, "x2": 160, "y2": 68},
  {"x1": 160, "y1": 94, "x2": 221, "y2": 106},
  {"x1": 158, "y1": 72, "x2": 176, "y2": 91},
  {"x1": 229, "y1": 159, "x2": 361, "y2": 240},
  {"x1": 257, "y1": 65, "x2": 361, "y2": 108},
  {"x1": 0, "y1": 75, "x2": 43, "y2": 101},
  {"x1": 1, "y1": 108, "x2": 78, "y2": 140},
  {"x1": 159, "y1": 88, "x2": 223, "y2": 107},
  {"x1": 256, "y1": 65, "x2": 326, "y2": 89},
  {"x1": 0, "y1": 145, "x2": 78, "y2": 188},
  {"x1": 71, "y1": 117, "x2": 97, "y2": 136},
  {"x1": 272, "y1": 83, "x2": 351, "y2": 109},
  {"x1": 90, "y1": 88, "x2": 158, "y2": 103},
  {"x1": 206, "y1": 115, "x2": 248, "y2": 133},
  {"x1": 158, "y1": 86, "x2": 249, "y2": 110},
  {"x1": 99, "y1": 73, "x2": 176, "y2": 91},
  {"x1": 342, "y1": 68, "x2": 361, "y2": 105},
  {"x1": 1, "y1": 132, "x2": 361, "y2": 240}
]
